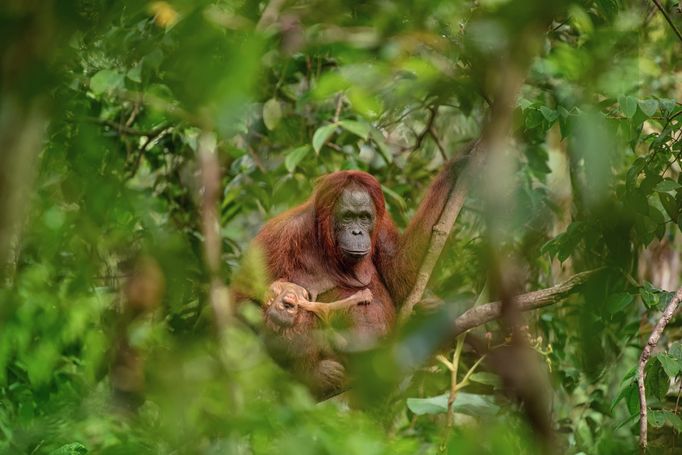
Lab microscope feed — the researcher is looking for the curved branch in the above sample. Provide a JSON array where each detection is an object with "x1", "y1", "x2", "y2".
[
  {"x1": 450, "y1": 270, "x2": 598, "y2": 336},
  {"x1": 637, "y1": 286, "x2": 682, "y2": 450}
]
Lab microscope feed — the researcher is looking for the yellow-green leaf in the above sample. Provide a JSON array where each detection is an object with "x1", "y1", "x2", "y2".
[
  {"x1": 262, "y1": 98, "x2": 282, "y2": 131},
  {"x1": 312, "y1": 124, "x2": 337, "y2": 154},
  {"x1": 284, "y1": 145, "x2": 311, "y2": 173}
]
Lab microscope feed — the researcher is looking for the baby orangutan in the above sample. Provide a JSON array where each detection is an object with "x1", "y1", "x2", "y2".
[
  {"x1": 263, "y1": 280, "x2": 373, "y2": 327},
  {"x1": 261, "y1": 280, "x2": 373, "y2": 398}
]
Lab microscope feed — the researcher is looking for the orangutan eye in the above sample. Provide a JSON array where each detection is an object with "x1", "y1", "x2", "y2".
[{"x1": 343, "y1": 211, "x2": 353, "y2": 221}]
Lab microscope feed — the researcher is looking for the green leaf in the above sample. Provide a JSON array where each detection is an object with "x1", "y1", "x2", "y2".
[
  {"x1": 611, "y1": 369, "x2": 636, "y2": 412},
  {"x1": 407, "y1": 394, "x2": 447, "y2": 415},
  {"x1": 90, "y1": 69, "x2": 124, "y2": 95},
  {"x1": 671, "y1": 342, "x2": 682, "y2": 360},
  {"x1": 406, "y1": 392, "x2": 499, "y2": 417},
  {"x1": 339, "y1": 120, "x2": 371, "y2": 140},
  {"x1": 538, "y1": 106, "x2": 558, "y2": 123},
  {"x1": 284, "y1": 145, "x2": 311, "y2": 173},
  {"x1": 659, "y1": 98, "x2": 677, "y2": 115},
  {"x1": 659, "y1": 192, "x2": 678, "y2": 220},
  {"x1": 605, "y1": 293, "x2": 634, "y2": 315},
  {"x1": 666, "y1": 411, "x2": 682, "y2": 432},
  {"x1": 638, "y1": 99, "x2": 658, "y2": 117},
  {"x1": 369, "y1": 129, "x2": 392, "y2": 164},
  {"x1": 645, "y1": 359, "x2": 669, "y2": 401},
  {"x1": 525, "y1": 109, "x2": 544, "y2": 129},
  {"x1": 381, "y1": 184, "x2": 406, "y2": 212},
  {"x1": 649, "y1": 410, "x2": 666, "y2": 428},
  {"x1": 657, "y1": 353, "x2": 682, "y2": 377},
  {"x1": 619, "y1": 95, "x2": 638, "y2": 118},
  {"x1": 654, "y1": 179, "x2": 682, "y2": 192},
  {"x1": 49, "y1": 442, "x2": 88, "y2": 455},
  {"x1": 126, "y1": 64, "x2": 142, "y2": 83},
  {"x1": 469, "y1": 372, "x2": 502, "y2": 388},
  {"x1": 625, "y1": 381, "x2": 640, "y2": 416},
  {"x1": 262, "y1": 98, "x2": 282, "y2": 131},
  {"x1": 640, "y1": 282, "x2": 672, "y2": 310},
  {"x1": 648, "y1": 410, "x2": 682, "y2": 432},
  {"x1": 312, "y1": 124, "x2": 337, "y2": 154}
]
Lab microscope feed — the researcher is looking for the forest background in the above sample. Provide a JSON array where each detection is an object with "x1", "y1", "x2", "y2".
[{"x1": 2, "y1": 0, "x2": 682, "y2": 453}]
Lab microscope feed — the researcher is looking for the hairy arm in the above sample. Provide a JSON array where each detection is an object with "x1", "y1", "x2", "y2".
[{"x1": 377, "y1": 145, "x2": 472, "y2": 305}]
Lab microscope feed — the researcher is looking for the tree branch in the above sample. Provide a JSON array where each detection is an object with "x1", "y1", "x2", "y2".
[
  {"x1": 450, "y1": 270, "x2": 598, "y2": 336},
  {"x1": 637, "y1": 286, "x2": 682, "y2": 450},
  {"x1": 650, "y1": 0, "x2": 682, "y2": 44},
  {"x1": 197, "y1": 132, "x2": 232, "y2": 329},
  {"x1": 83, "y1": 117, "x2": 168, "y2": 137}
]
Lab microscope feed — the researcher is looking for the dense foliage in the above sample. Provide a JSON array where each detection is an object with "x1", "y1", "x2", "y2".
[{"x1": 1, "y1": 0, "x2": 682, "y2": 453}]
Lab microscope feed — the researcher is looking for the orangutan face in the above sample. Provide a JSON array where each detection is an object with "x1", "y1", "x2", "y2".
[{"x1": 333, "y1": 186, "x2": 376, "y2": 262}]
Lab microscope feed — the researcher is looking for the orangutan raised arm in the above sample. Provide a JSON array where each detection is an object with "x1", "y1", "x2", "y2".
[{"x1": 376, "y1": 149, "x2": 472, "y2": 305}]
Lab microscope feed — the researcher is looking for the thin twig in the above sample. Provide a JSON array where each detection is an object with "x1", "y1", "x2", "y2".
[
  {"x1": 83, "y1": 117, "x2": 167, "y2": 137},
  {"x1": 428, "y1": 126, "x2": 447, "y2": 161},
  {"x1": 637, "y1": 286, "x2": 682, "y2": 450},
  {"x1": 650, "y1": 0, "x2": 682, "y2": 44},
  {"x1": 447, "y1": 334, "x2": 465, "y2": 427},
  {"x1": 411, "y1": 106, "x2": 438, "y2": 153},
  {"x1": 333, "y1": 94, "x2": 344, "y2": 123},
  {"x1": 126, "y1": 126, "x2": 171, "y2": 178}
]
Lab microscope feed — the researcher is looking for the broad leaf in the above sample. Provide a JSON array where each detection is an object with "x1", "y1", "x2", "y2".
[
  {"x1": 619, "y1": 95, "x2": 637, "y2": 118},
  {"x1": 284, "y1": 145, "x2": 311, "y2": 173},
  {"x1": 263, "y1": 98, "x2": 282, "y2": 130},
  {"x1": 90, "y1": 69, "x2": 124, "y2": 95},
  {"x1": 654, "y1": 179, "x2": 682, "y2": 193},
  {"x1": 339, "y1": 120, "x2": 371, "y2": 140},
  {"x1": 312, "y1": 124, "x2": 337, "y2": 154},
  {"x1": 657, "y1": 353, "x2": 682, "y2": 378},
  {"x1": 638, "y1": 99, "x2": 658, "y2": 117},
  {"x1": 407, "y1": 392, "x2": 499, "y2": 417}
]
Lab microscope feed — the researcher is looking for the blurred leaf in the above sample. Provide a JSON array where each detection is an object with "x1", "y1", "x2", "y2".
[
  {"x1": 126, "y1": 65, "x2": 142, "y2": 83},
  {"x1": 407, "y1": 392, "x2": 499, "y2": 417},
  {"x1": 625, "y1": 381, "x2": 640, "y2": 416},
  {"x1": 649, "y1": 410, "x2": 682, "y2": 432},
  {"x1": 381, "y1": 184, "x2": 407, "y2": 212},
  {"x1": 645, "y1": 359, "x2": 669, "y2": 401},
  {"x1": 312, "y1": 124, "x2": 337, "y2": 154},
  {"x1": 90, "y1": 69, "x2": 124, "y2": 95},
  {"x1": 650, "y1": 410, "x2": 666, "y2": 428},
  {"x1": 660, "y1": 98, "x2": 677, "y2": 115},
  {"x1": 659, "y1": 192, "x2": 678, "y2": 219},
  {"x1": 339, "y1": 120, "x2": 371, "y2": 140},
  {"x1": 284, "y1": 145, "x2": 312, "y2": 173},
  {"x1": 49, "y1": 443, "x2": 88, "y2": 455},
  {"x1": 605, "y1": 293, "x2": 634, "y2": 315},
  {"x1": 619, "y1": 95, "x2": 637, "y2": 118},
  {"x1": 469, "y1": 372, "x2": 502, "y2": 388},
  {"x1": 638, "y1": 99, "x2": 658, "y2": 117},
  {"x1": 654, "y1": 179, "x2": 681, "y2": 193},
  {"x1": 263, "y1": 98, "x2": 282, "y2": 131},
  {"x1": 657, "y1": 354, "x2": 682, "y2": 378}
]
